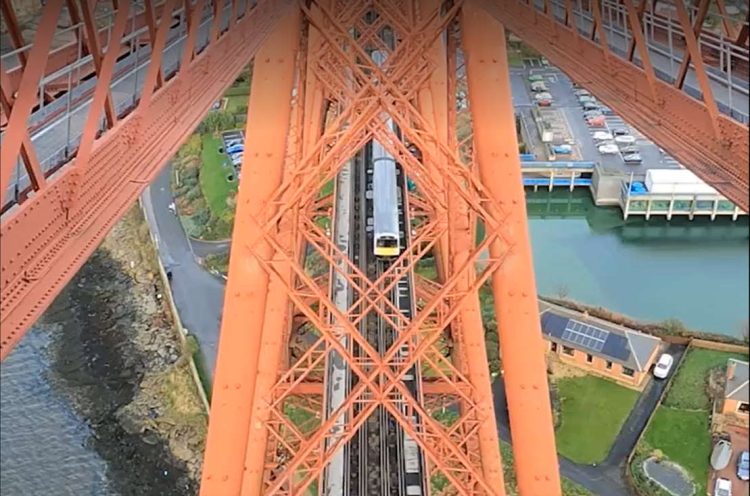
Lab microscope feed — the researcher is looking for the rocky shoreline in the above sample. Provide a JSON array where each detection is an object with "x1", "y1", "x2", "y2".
[{"x1": 40, "y1": 207, "x2": 207, "y2": 495}]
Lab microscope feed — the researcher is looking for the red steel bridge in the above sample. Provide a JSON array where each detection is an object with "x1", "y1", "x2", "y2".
[{"x1": 1, "y1": 0, "x2": 747, "y2": 494}]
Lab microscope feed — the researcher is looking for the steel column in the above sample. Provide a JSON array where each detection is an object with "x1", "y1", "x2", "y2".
[
  {"x1": 199, "y1": 10, "x2": 300, "y2": 494},
  {"x1": 460, "y1": 3, "x2": 562, "y2": 495}
]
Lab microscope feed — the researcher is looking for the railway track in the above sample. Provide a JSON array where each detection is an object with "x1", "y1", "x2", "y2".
[{"x1": 347, "y1": 141, "x2": 427, "y2": 496}]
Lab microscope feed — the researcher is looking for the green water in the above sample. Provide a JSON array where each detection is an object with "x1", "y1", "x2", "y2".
[{"x1": 525, "y1": 189, "x2": 749, "y2": 337}]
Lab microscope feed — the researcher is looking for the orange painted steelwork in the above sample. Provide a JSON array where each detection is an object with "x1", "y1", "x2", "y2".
[
  {"x1": 481, "y1": 0, "x2": 749, "y2": 211},
  {"x1": 200, "y1": 1, "x2": 557, "y2": 494},
  {"x1": 1, "y1": 0, "x2": 748, "y2": 495},
  {"x1": 0, "y1": 0, "x2": 293, "y2": 359}
]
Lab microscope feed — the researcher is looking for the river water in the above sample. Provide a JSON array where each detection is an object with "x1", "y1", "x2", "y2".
[
  {"x1": 1, "y1": 188, "x2": 747, "y2": 495},
  {"x1": 527, "y1": 189, "x2": 749, "y2": 336}
]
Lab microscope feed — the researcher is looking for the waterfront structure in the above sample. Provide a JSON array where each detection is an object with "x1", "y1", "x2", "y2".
[
  {"x1": 540, "y1": 302, "x2": 662, "y2": 388},
  {"x1": 722, "y1": 359, "x2": 750, "y2": 416}
]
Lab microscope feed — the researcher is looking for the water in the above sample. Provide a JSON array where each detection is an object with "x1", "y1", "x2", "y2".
[
  {"x1": 0, "y1": 327, "x2": 113, "y2": 495},
  {"x1": 527, "y1": 189, "x2": 749, "y2": 336}
]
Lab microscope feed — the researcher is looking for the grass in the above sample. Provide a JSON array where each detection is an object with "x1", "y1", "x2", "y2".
[
  {"x1": 320, "y1": 179, "x2": 334, "y2": 197},
  {"x1": 634, "y1": 347, "x2": 748, "y2": 494},
  {"x1": 500, "y1": 441, "x2": 594, "y2": 495},
  {"x1": 644, "y1": 407, "x2": 711, "y2": 494},
  {"x1": 204, "y1": 252, "x2": 229, "y2": 276},
  {"x1": 508, "y1": 50, "x2": 524, "y2": 67},
  {"x1": 555, "y1": 375, "x2": 639, "y2": 464},
  {"x1": 224, "y1": 94, "x2": 248, "y2": 114},
  {"x1": 199, "y1": 134, "x2": 237, "y2": 218},
  {"x1": 663, "y1": 348, "x2": 748, "y2": 410}
]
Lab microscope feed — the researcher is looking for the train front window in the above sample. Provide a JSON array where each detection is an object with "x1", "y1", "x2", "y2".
[{"x1": 377, "y1": 236, "x2": 397, "y2": 248}]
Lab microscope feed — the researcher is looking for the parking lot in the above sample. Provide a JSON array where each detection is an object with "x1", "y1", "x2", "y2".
[
  {"x1": 517, "y1": 66, "x2": 685, "y2": 174},
  {"x1": 711, "y1": 426, "x2": 749, "y2": 496},
  {"x1": 220, "y1": 130, "x2": 245, "y2": 179}
]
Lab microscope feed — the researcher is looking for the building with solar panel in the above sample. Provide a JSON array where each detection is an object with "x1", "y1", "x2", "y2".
[{"x1": 539, "y1": 302, "x2": 663, "y2": 388}]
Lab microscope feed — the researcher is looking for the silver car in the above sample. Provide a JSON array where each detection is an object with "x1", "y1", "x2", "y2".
[{"x1": 738, "y1": 451, "x2": 749, "y2": 481}]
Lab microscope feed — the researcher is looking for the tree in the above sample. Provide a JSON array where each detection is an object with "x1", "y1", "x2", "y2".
[
  {"x1": 201, "y1": 110, "x2": 236, "y2": 135},
  {"x1": 555, "y1": 283, "x2": 570, "y2": 299},
  {"x1": 660, "y1": 318, "x2": 688, "y2": 335},
  {"x1": 178, "y1": 134, "x2": 202, "y2": 159}
]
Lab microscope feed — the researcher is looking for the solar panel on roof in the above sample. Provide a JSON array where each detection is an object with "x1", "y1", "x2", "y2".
[{"x1": 560, "y1": 320, "x2": 609, "y2": 353}]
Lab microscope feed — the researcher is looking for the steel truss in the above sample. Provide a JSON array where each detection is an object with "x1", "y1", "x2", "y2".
[
  {"x1": 0, "y1": 0, "x2": 747, "y2": 495},
  {"x1": 201, "y1": 0, "x2": 558, "y2": 494},
  {"x1": 481, "y1": 0, "x2": 749, "y2": 211},
  {"x1": 0, "y1": 0, "x2": 293, "y2": 358}
]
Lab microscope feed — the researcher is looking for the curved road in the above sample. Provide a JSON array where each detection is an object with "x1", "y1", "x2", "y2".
[
  {"x1": 142, "y1": 165, "x2": 225, "y2": 376},
  {"x1": 143, "y1": 166, "x2": 685, "y2": 495}
]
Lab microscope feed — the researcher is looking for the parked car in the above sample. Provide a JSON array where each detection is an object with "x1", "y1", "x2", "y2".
[
  {"x1": 552, "y1": 144, "x2": 573, "y2": 154},
  {"x1": 582, "y1": 102, "x2": 600, "y2": 112},
  {"x1": 714, "y1": 477, "x2": 732, "y2": 496},
  {"x1": 600, "y1": 106, "x2": 615, "y2": 115},
  {"x1": 226, "y1": 144, "x2": 244, "y2": 154},
  {"x1": 534, "y1": 92, "x2": 553, "y2": 100},
  {"x1": 613, "y1": 128, "x2": 630, "y2": 136},
  {"x1": 574, "y1": 89, "x2": 590, "y2": 97},
  {"x1": 583, "y1": 110, "x2": 603, "y2": 118},
  {"x1": 528, "y1": 74, "x2": 544, "y2": 82},
  {"x1": 226, "y1": 139, "x2": 242, "y2": 148},
  {"x1": 531, "y1": 81, "x2": 548, "y2": 92},
  {"x1": 615, "y1": 135, "x2": 636, "y2": 145},
  {"x1": 587, "y1": 116, "x2": 606, "y2": 128},
  {"x1": 620, "y1": 145, "x2": 639, "y2": 154},
  {"x1": 578, "y1": 95, "x2": 596, "y2": 104},
  {"x1": 712, "y1": 440, "x2": 733, "y2": 471},
  {"x1": 231, "y1": 154, "x2": 244, "y2": 166},
  {"x1": 537, "y1": 98, "x2": 553, "y2": 107},
  {"x1": 737, "y1": 451, "x2": 749, "y2": 481},
  {"x1": 623, "y1": 153, "x2": 643, "y2": 164},
  {"x1": 653, "y1": 353, "x2": 674, "y2": 379},
  {"x1": 598, "y1": 143, "x2": 620, "y2": 154},
  {"x1": 592, "y1": 131, "x2": 614, "y2": 141}
]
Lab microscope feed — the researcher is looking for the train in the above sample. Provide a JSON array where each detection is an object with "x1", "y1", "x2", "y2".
[{"x1": 372, "y1": 139, "x2": 401, "y2": 258}]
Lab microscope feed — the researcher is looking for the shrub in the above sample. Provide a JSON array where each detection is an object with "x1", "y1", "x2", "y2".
[{"x1": 178, "y1": 134, "x2": 203, "y2": 159}]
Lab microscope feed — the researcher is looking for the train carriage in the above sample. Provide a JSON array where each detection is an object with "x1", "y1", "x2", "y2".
[{"x1": 372, "y1": 140, "x2": 401, "y2": 257}]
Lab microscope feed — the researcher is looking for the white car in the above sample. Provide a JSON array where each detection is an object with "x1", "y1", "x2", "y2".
[
  {"x1": 653, "y1": 353, "x2": 674, "y2": 379},
  {"x1": 592, "y1": 131, "x2": 614, "y2": 141},
  {"x1": 714, "y1": 477, "x2": 732, "y2": 496},
  {"x1": 615, "y1": 135, "x2": 636, "y2": 145},
  {"x1": 534, "y1": 91, "x2": 553, "y2": 101},
  {"x1": 598, "y1": 143, "x2": 619, "y2": 155}
]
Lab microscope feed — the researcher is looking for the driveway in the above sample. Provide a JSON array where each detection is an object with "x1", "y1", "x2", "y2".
[
  {"x1": 142, "y1": 165, "x2": 226, "y2": 377},
  {"x1": 711, "y1": 426, "x2": 749, "y2": 496},
  {"x1": 492, "y1": 342, "x2": 686, "y2": 496}
]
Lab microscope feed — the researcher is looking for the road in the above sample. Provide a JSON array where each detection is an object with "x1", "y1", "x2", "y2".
[
  {"x1": 142, "y1": 165, "x2": 225, "y2": 376},
  {"x1": 492, "y1": 342, "x2": 686, "y2": 496}
]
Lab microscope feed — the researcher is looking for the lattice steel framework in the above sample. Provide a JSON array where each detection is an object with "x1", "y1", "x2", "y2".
[
  {"x1": 480, "y1": 0, "x2": 749, "y2": 210},
  {"x1": 200, "y1": 1, "x2": 559, "y2": 494},
  {"x1": 0, "y1": 0, "x2": 748, "y2": 495}
]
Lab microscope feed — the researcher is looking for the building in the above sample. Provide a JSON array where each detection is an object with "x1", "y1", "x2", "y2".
[
  {"x1": 722, "y1": 359, "x2": 749, "y2": 416},
  {"x1": 539, "y1": 302, "x2": 662, "y2": 388}
]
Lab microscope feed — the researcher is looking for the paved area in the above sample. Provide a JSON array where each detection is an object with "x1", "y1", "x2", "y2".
[
  {"x1": 711, "y1": 426, "x2": 750, "y2": 496},
  {"x1": 643, "y1": 457, "x2": 695, "y2": 495},
  {"x1": 142, "y1": 165, "x2": 225, "y2": 377},
  {"x1": 513, "y1": 65, "x2": 686, "y2": 176}
]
